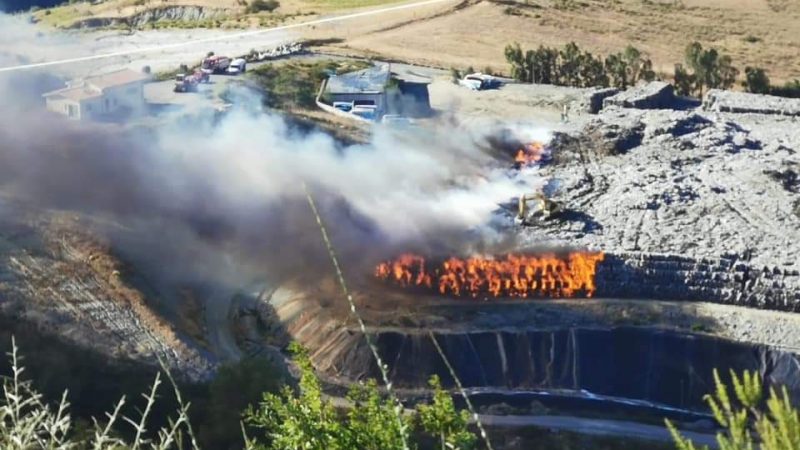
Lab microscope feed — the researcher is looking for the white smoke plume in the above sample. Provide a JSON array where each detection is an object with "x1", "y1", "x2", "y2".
[{"x1": 0, "y1": 11, "x2": 551, "y2": 290}]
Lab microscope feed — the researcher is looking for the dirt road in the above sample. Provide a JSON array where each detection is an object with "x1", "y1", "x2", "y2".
[{"x1": 480, "y1": 414, "x2": 718, "y2": 448}]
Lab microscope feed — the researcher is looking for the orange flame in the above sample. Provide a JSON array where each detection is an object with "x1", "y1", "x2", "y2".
[
  {"x1": 375, "y1": 252, "x2": 605, "y2": 299},
  {"x1": 514, "y1": 141, "x2": 547, "y2": 166}
]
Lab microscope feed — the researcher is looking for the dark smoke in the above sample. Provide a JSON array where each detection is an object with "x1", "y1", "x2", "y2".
[{"x1": 0, "y1": 70, "x2": 548, "y2": 296}]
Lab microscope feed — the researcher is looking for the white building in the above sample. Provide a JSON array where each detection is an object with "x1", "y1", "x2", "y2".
[{"x1": 43, "y1": 69, "x2": 150, "y2": 121}]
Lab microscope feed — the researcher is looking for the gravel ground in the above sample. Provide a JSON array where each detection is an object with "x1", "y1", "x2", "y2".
[{"x1": 525, "y1": 106, "x2": 800, "y2": 271}]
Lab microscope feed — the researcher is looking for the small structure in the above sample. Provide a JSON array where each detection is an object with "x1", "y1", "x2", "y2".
[
  {"x1": 602, "y1": 81, "x2": 676, "y2": 110},
  {"x1": 43, "y1": 69, "x2": 150, "y2": 120},
  {"x1": 322, "y1": 64, "x2": 432, "y2": 121}
]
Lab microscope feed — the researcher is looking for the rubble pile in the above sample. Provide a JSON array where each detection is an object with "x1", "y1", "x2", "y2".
[
  {"x1": 528, "y1": 94, "x2": 800, "y2": 310},
  {"x1": 576, "y1": 87, "x2": 620, "y2": 114},
  {"x1": 602, "y1": 81, "x2": 676, "y2": 110},
  {"x1": 596, "y1": 253, "x2": 800, "y2": 311},
  {"x1": 703, "y1": 89, "x2": 800, "y2": 116}
]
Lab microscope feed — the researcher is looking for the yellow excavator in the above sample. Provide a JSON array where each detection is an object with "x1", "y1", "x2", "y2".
[{"x1": 517, "y1": 192, "x2": 562, "y2": 225}]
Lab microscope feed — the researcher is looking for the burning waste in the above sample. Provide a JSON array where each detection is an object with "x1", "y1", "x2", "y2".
[
  {"x1": 374, "y1": 252, "x2": 605, "y2": 298},
  {"x1": 514, "y1": 141, "x2": 547, "y2": 167}
]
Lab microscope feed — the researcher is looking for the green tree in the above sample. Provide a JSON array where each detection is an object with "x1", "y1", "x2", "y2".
[
  {"x1": 682, "y1": 42, "x2": 739, "y2": 96},
  {"x1": 559, "y1": 42, "x2": 583, "y2": 87},
  {"x1": 605, "y1": 52, "x2": 628, "y2": 88},
  {"x1": 417, "y1": 376, "x2": 476, "y2": 450},
  {"x1": 579, "y1": 51, "x2": 609, "y2": 87},
  {"x1": 540, "y1": 46, "x2": 560, "y2": 85},
  {"x1": 716, "y1": 55, "x2": 739, "y2": 90},
  {"x1": 523, "y1": 49, "x2": 535, "y2": 83},
  {"x1": 668, "y1": 369, "x2": 800, "y2": 450},
  {"x1": 346, "y1": 380, "x2": 411, "y2": 450},
  {"x1": 623, "y1": 45, "x2": 643, "y2": 84},
  {"x1": 638, "y1": 57, "x2": 656, "y2": 83},
  {"x1": 245, "y1": 343, "x2": 346, "y2": 450},
  {"x1": 245, "y1": 345, "x2": 480, "y2": 450},
  {"x1": 742, "y1": 67, "x2": 771, "y2": 94},
  {"x1": 684, "y1": 41, "x2": 707, "y2": 96},
  {"x1": 673, "y1": 63, "x2": 695, "y2": 96},
  {"x1": 504, "y1": 42, "x2": 527, "y2": 82}
]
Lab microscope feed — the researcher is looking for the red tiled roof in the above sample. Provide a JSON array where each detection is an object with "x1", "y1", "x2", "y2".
[
  {"x1": 44, "y1": 85, "x2": 102, "y2": 102},
  {"x1": 87, "y1": 69, "x2": 150, "y2": 90}
]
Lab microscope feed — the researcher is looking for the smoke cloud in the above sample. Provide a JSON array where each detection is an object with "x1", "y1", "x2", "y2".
[{"x1": 0, "y1": 12, "x2": 550, "y2": 294}]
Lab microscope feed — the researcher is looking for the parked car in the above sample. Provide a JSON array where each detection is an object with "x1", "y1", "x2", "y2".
[
  {"x1": 227, "y1": 58, "x2": 247, "y2": 75},
  {"x1": 333, "y1": 101, "x2": 354, "y2": 112},
  {"x1": 351, "y1": 105, "x2": 377, "y2": 121},
  {"x1": 459, "y1": 73, "x2": 502, "y2": 90}
]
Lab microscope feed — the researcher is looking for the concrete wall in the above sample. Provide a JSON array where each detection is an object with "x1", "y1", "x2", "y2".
[
  {"x1": 87, "y1": 81, "x2": 146, "y2": 119},
  {"x1": 103, "y1": 81, "x2": 146, "y2": 112},
  {"x1": 45, "y1": 97, "x2": 82, "y2": 120}
]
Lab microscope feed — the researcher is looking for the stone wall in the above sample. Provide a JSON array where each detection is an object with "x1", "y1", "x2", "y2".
[
  {"x1": 703, "y1": 89, "x2": 800, "y2": 116},
  {"x1": 602, "y1": 81, "x2": 676, "y2": 110},
  {"x1": 575, "y1": 87, "x2": 619, "y2": 114},
  {"x1": 596, "y1": 252, "x2": 800, "y2": 311}
]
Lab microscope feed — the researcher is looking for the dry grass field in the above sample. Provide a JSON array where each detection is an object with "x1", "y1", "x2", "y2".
[
  {"x1": 33, "y1": 0, "x2": 800, "y2": 83},
  {"x1": 324, "y1": 0, "x2": 800, "y2": 83}
]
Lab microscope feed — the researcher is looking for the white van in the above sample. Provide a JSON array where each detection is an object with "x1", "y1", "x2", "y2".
[{"x1": 227, "y1": 58, "x2": 247, "y2": 75}]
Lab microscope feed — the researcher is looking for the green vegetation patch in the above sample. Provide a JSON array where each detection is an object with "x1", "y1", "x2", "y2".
[
  {"x1": 33, "y1": 4, "x2": 85, "y2": 28},
  {"x1": 247, "y1": 59, "x2": 371, "y2": 110}
]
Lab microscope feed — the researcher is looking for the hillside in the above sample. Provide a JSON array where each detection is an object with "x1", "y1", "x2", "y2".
[
  {"x1": 323, "y1": 0, "x2": 800, "y2": 84},
  {"x1": 30, "y1": 0, "x2": 406, "y2": 28},
  {"x1": 30, "y1": 0, "x2": 800, "y2": 84}
]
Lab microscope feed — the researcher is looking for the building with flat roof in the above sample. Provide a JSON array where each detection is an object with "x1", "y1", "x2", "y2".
[
  {"x1": 323, "y1": 64, "x2": 432, "y2": 121},
  {"x1": 43, "y1": 69, "x2": 150, "y2": 121}
]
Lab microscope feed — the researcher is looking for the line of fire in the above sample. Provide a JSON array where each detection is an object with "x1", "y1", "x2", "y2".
[{"x1": 374, "y1": 252, "x2": 605, "y2": 299}]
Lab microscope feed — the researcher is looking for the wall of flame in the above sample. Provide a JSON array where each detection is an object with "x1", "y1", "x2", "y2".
[{"x1": 374, "y1": 252, "x2": 605, "y2": 298}]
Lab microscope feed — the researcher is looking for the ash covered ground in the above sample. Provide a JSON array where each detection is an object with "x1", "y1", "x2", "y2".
[{"x1": 528, "y1": 91, "x2": 800, "y2": 270}]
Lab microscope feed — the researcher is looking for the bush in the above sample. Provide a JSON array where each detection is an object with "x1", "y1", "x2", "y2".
[
  {"x1": 0, "y1": 337, "x2": 195, "y2": 449},
  {"x1": 246, "y1": 0, "x2": 280, "y2": 14},
  {"x1": 673, "y1": 63, "x2": 695, "y2": 96},
  {"x1": 249, "y1": 59, "x2": 370, "y2": 110},
  {"x1": 245, "y1": 343, "x2": 478, "y2": 450},
  {"x1": 742, "y1": 66, "x2": 770, "y2": 94},
  {"x1": 668, "y1": 369, "x2": 800, "y2": 450},
  {"x1": 770, "y1": 79, "x2": 800, "y2": 98}
]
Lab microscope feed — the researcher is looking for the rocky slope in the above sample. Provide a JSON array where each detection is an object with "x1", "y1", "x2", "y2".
[
  {"x1": 529, "y1": 87, "x2": 800, "y2": 309},
  {"x1": 0, "y1": 202, "x2": 214, "y2": 381}
]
